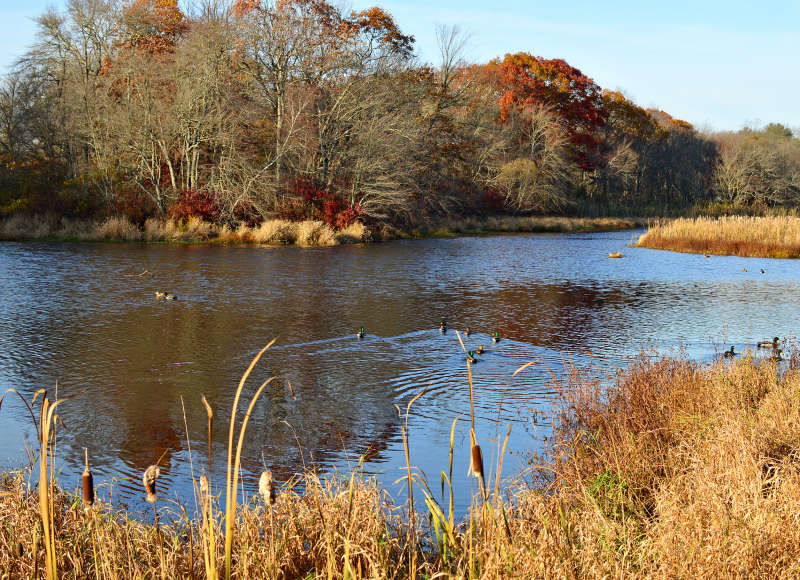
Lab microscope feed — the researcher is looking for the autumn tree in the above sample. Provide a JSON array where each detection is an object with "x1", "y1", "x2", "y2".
[{"x1": 490, "y1": 52, "x2": 606, "y2": 173}]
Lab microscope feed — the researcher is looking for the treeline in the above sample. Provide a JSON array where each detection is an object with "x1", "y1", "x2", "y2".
[{"x1": 0, "y1": 0, "x2": 798, "y2": 230}]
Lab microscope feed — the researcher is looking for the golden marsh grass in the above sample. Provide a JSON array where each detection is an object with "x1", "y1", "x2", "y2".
[
  {"x1": 637, "y1": 215, "x2": 800, "y2": 257},
  {"x1": 3, "y1": 347, "x2": 800, "y2": 577},
  {"x1": 0, "y1": 216, "x2": 368, "y2": 246}
]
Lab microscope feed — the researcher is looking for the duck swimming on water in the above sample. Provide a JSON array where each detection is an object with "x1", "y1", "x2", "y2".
[
  {"x1": 723, "y1": 346, "x2": 736, "y2": 358},
  {"x1": 356, "y1": 327, "x2": 365, "y2": 339},
  {"x1": 440, "y1": 318, "x2": 447, "y2": 333},
  {"x1": 757, "y1": 337, "x2": 779, "y2": 349},
  {"x1": 464, "y1": 327, "x2": 471, "y2": 336},
  {"x1": 466, "y1": 350, "x2": 478, "y2": 364},
  {"x1": 475, "y1": 345, "x2": 485, "y2": 354},
  {"x1": 155, "y1": 291, "x2": 177, "y2": 300},
  {"x1": 491, "y1": 331, "x2": 500, "y2": 343}
]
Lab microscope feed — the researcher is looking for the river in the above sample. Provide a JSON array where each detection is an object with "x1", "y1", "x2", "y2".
[{"x1": 1, "y1": 230, "x2": 797, "y2": 515}]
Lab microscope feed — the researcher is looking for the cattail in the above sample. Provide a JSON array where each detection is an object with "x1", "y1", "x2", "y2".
[
  {"x1": 12, "y1": 542, "x2": 23, "y2": 558},
  {"x1": 143, "y1": 465, "x2": 160, "y2": 503},
  {"x1": 201, "y1": 395, "x2": 214, "y2": 470},
  {"x1": 82, "y1": 449, "x2": 94, "y2": 508},
  {"x1": 200, "y1": 473, "x2": 209, "y2": 497},
  {"x1": 467, "y1": 430, "x2": 484, "y2": 480},
  {"x1": 259, "y1": 469, "x2": 276, "y2": 505}
]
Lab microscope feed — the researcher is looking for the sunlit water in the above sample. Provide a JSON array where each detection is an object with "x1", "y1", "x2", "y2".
[{"x1": 1, "y1": 230, "x2": 798, "y2": 516}]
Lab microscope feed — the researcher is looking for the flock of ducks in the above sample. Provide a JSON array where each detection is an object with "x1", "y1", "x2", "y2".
[
  {"x1": 357, "y1": 319, "x2": 500, "y2": 364},
  {"x1": 723, "y1": 337, "x2": 784, "y2": 361}
]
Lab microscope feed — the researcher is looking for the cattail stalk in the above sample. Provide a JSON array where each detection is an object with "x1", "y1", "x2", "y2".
[
  {"x1": 82, "y1": 449, "x2": 94, "y2": 508},
  {"x1": 201, "y1": 395, "x2": 213, "y2": 472},
  {"x1": 143, "y1": 465, "x2": 165, "y2": 579}
]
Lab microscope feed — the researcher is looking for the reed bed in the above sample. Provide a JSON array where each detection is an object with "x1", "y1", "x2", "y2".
[
  {"x1": 423, "y1": 215, "x2": 647, "y2": 237},
  {"x1": 0, "y1": 216, "x2": 368, "y2": 246},
  {"x1": 3, "y1": 347, "x2": 800, "y2": 578},
  {"x1": 637, "y1": 215, "x2": 800, "y2": 257},
  {"x1": 0, "y1": 214, "x2": 641, "y2": 246}
]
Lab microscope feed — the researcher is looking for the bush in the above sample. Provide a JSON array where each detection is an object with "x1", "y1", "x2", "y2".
[{"x1": 168, "y1": 189, "x2": 221, "y2": 223}]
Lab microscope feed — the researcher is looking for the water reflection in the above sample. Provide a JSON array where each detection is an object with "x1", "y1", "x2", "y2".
[{"x1": 1, "y1": 232, "x2": 798, "y2": 515}]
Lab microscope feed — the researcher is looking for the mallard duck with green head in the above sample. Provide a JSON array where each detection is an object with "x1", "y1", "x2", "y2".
[
  {"x1": 491, "y1": 331, "x2": 500, "y2": 343},
  {"x1": 466, "y1": 350, "x2": 478, "y2": 364},
  {"x1": 356, "y1": 327, "x2": 365, "y2": 339},
  {"x1": 723, "y1": 346, "x2": 736, "y2": 358},
  {"x1": 757, "y1": 337, "x2": 779, "y2": 349}
]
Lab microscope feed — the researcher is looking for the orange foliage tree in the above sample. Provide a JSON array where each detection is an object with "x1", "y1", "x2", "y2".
[{"x1": 490, "y1": 52, "x2": 607, "y2": 171}]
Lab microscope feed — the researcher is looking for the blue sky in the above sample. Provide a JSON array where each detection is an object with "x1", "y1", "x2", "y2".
[{"x1": 1, "y1": 0, "x2": 797, "y2": 131}]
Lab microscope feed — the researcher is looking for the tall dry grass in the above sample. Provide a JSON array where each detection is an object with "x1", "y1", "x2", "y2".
[
  {"x1": 422, "y1": 215, "x2": 647, "y2": 237},
  {"x1": 3, "y1": 348, "x2": 800, "y2": 577},
  {"x1": 637, "y1": 215, "x2": 800, "y2": 257},
  {"x1": 0, "y1": 216, "x2": 368, "y2": 246}
]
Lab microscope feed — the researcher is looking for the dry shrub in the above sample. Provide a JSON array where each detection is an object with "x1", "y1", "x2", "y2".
[
  {"x1": 182, "y1": 217, "x2": 217, "y2": 241},
  {"x1": 0, "y1": 214, "x2": 60, "y2": 239},
  {"x1": 638, "y1": 216, "x2": 800, "y2": 258},
  {"x1": 250, "y1": 220, "x2": 298, "y2": 244},
  {"x1": 537, "y1": 351, "x2": 800, "y2": 577},
  {"x1": 93, "y1": 216, "x2": 142, "y2": 241},
  {"x1": 144, "y1": 217, "x2": 168, "y2": 241},
  {"x1": 334, "y1": 221, "x2": 368, "y2": 244},
  {"x1": 295, "y1": 220, "x2": 337, "y2": 246}
]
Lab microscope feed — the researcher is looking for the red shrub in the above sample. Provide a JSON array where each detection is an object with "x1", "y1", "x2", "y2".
[
  {"x1": 233, "y1": 197, "x2": 262, "y2": 227},
  {"x1": 483, "y1": 188, "x2": 506, "y2": 212},
  {"x1": 278, "y1": 176, "x2": 361, "y2": 227},
  {"x1": 169, "y1": 189, "x2": 220, "y2": 222}
]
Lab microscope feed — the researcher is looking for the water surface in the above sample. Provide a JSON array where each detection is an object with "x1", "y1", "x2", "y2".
[{"x1": 1, "y1": 231, "x2": 797, "y2": 514}]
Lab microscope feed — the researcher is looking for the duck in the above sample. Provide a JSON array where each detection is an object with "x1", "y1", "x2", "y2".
[
  {"x1": 760, "y1": 268, "x2": 765, "y2": 274},
  {"x1": 608, "y1": 252, "x2": 623, "y2": 259},
  {"x1": 356, "y1": 327, "x2": 365, "y2": 339},
  {"x1": 155, "y1": 291, "x2": 177, "y2": 300},
  {"x1": 464, "y1": 327, "x2": 471, "y2": 337},
  {"x1": 466, "y1": 350, "x2": 478, "y2": 364},
  {"x1": 742, "y1": 268, "x2": 747, "y2": 273},
  {"x1": 704, "y1": 253, "x2": 711, "y2": 258},
  {"x1": 757, "y1": 337, "x2": 779, "y2": 349},
  {"x1": 475, "y1": 345, "x2": 485, "y2": 354},
  {"x1": 439, "y1": 318, "x2": 447, "y2": 333},
  {"x1": 771, "y1": 348, "x2": 783, "y2": 362},
  {"x1": 491, "y1": 331, "x2": 500, "y2": 343},
  {"x1": 723, "y1": 346, "x2": 736, "y2": 358}
]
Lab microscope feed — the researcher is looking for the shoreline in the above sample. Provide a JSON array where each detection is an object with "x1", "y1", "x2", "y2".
[
  {"x1": 0, "y1": 215, "x2": 648, "y2": 247},
  {"x1": 3, "y1": 350, "x2": 799, "y2": 577}
]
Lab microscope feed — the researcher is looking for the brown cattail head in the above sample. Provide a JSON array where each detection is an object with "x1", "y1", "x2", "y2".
[
  {"x1": 467, "y1": 430, "x2": 484, "y2": 480},
  {"x1": 259, "y1": 469, "x2": 276, "y2": 505},
  {"x1": 142, "y1": 465, "x2": 160, "y2": 503},
  {"x1": 82, "y1": 468, "x2": 94, "y2": 507},
  {"x1": 82, "y1": 449, "x2": 94, "y2": 507}
]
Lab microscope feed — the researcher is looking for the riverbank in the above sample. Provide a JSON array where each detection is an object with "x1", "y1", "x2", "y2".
[
  {"x1": 3, "y1": 350, "x2": 799, "y2": 578},
  {"x1": 0, "y1": 214, "x2": 647, "y2": 246},
  {"x1": 636, "y1": 215, "x2": 800, "y2": 258}
]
